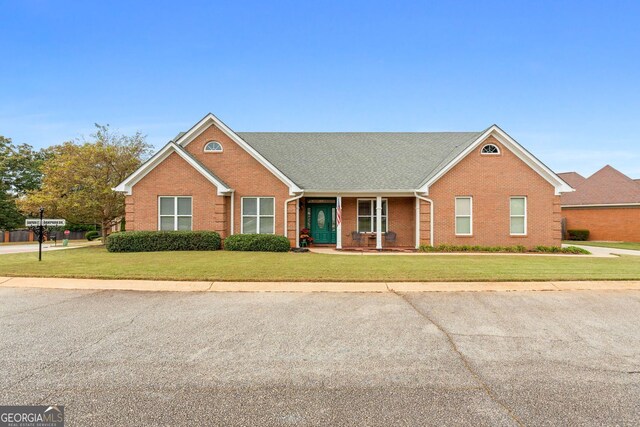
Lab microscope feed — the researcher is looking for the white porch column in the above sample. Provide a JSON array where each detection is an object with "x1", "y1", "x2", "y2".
[
  {"x1": 415, "y1": 196, "x2": 420, "y2": 249},
  {"x1": 376, "y1": 195, "x2": 382, "y2": 250},
  {"x1": 295, "y1": 199, "x2": 300, "y2": 248},
  {"x1": 336, "y1": 195, "x2": 342, "y2": 249}
]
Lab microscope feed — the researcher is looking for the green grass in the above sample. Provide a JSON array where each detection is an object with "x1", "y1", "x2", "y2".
[
  {"x1": 564, "y1": 241, "x2": 640, "y2": 251},
  {"x1": 0, "y1": 246, "x2": 639, "y2": 282}
]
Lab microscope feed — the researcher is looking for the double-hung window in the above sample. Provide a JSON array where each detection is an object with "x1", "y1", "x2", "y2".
[
  {"x1": 357, "y1": 199, "x2": 387, "y2": 233},
  {"x1": 159, "y1": 196, "x2": 192, "y2": 231},
  {"x1": 242, "y1": 197, "x2": 275, "y2": 234},
  {"x1": 510, "y1": 197, "x2": 527, "y2": 235},
  {"x1": 455, "y1": 197, "x2": 472, "y2": 235}
]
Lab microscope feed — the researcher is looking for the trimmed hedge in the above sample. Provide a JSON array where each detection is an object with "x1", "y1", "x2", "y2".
[
  {"x1": 419, "y1": 244, "x2": 527, "y2": 253},
  {"x1": 86, "y1": 231, "x2": 100, "y2": 241},
  {"x1": 419, "y1": 244, "x2": 590, "y2": 255},
  {"x1": 106, "y1": 231, "x2": 221, "y2": 252},
  {"x1": 224, "y1": 234, "x2": 291, "y2": 252},
  {"x1": 533, "y1": 245, "x2": 590, "y2": 254},
  {"x1": 567, "y1": 229, "x2": 590, "y2": 241}
]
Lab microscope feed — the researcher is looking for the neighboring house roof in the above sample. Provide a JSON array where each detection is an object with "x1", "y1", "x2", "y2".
[
  {"x1": 557, "y1": 171, "x2": 586, "y2": 188},
  {"x1": 237, "y1": 131, "x2": 483, "y2": 191},
  {"x1": 561, "y1": 165, "x2": 640, "y2": 206},
  {"x1": 113, "y1": 141, "x2": 231, "y2": 195}
]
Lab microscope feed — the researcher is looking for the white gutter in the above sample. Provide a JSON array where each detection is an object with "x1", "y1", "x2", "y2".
[
  {"x1": 414, "y1": 192, "x2": 435, "y2": 248},
  {"x1": 284, "y1": 192, "x2": 304, "y2": 247}
]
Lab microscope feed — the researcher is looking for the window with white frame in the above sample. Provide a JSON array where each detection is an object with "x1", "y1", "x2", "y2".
[
  {"x1": 510, "y1": 197, "x2": 527, "y2": 235},
  {"x1": 455, "y1": 197, "x2": 472, "y2": 235},
  {"x1": 481, "y1": 144, "x2": 500, "y2": 154},
  {"x1": 357, "y1": 199, "x2": 387, "y2": 233},
  {"x1": 204, "y1": 141, "x2": 223, "y2": 152},
  {"x1": 242, "y1": 197, "x2": 275, "y2": 234},
  {"x1": 159, "y1": 196, "x2": 192, "y2": 231}
]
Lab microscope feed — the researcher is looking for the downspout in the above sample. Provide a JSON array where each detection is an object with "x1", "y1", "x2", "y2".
[
  {"x1": 414, "y1": 191, "x2": 435, "y2": 248},
  {"x1": 284, "y1": 192, "x2": 304, "y2": 248},
  {"x1": 229, "y1": 190, "x2": 235, "y2": 235}
]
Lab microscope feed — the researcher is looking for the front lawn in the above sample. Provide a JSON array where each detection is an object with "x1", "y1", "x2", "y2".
[
  {"x1": 564, "y1": 241, "x2": 640, "y2": 251},
  {"x1": 1, "y1": 246, "x2": 639, "y2": 282}
]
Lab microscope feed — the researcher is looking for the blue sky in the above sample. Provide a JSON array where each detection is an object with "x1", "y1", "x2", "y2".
[{"x1": 1, "y1": 0, "x2": 639, "y2": 178}]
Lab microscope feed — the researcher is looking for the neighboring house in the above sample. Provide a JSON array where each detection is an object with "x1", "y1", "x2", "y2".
[
  {"x1": 114, "y1": 113, "x2": 572, "y2": 249},
  {"x1": 559, "y1": 165, "x2": 640, "y2": 242}
]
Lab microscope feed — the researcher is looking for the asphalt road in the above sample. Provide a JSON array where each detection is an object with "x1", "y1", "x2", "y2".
[{"x1": 1, "y1": 288, "x2": 638, "y2": 426}]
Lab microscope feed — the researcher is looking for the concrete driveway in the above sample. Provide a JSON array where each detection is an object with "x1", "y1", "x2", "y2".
[
  {"x1": 563, "y1": 243, "x2": 640, "y2": 257},
  {"x1": 1, "y1": 288, "x2": 638, "y2": 426}
]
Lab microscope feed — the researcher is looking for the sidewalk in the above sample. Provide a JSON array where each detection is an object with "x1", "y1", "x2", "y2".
[
  {"x1": 1, "y1": 276, "x2": 639, "y2": 293},
  {"x1": 0, "y1": 241, "x2": 101, "y2": 255}
]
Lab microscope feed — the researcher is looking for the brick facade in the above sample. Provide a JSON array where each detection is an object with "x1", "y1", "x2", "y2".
[
  {"x1": 125, "y1": 126, "x2": 562, "y2": 249},
  {"x1": 125, "y1": 152, "x2": 226, "y2": 235},
  {"x1": 427, "y1": 136, "x2": 561, "y2": 247},
  {"x1": 126, "y1": 122, "x2": 293, "y2": 242},
  {"x1": 562, "y1": 206, "x2": 640, "y2": 242}
]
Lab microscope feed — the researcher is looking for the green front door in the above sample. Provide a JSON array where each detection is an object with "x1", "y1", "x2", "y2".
[{"x1": 309, "y1": 204, "x2": 336, "y2": 244}]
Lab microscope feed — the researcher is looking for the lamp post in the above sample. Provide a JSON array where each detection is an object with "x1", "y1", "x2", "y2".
[{"x1": 38, "y1": 207, "x2": 44, "y2": 261}]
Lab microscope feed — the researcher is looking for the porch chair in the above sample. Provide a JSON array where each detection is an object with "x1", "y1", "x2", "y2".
[
  {"x1": 384, "y1": 231, "x2": 397, "y2": 245},
  {"x1": 351, "y1": 231, "x2": 364, "y2": 246}
]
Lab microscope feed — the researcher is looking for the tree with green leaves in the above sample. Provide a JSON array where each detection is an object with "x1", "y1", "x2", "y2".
[
  {"x1": 20, "y1": 125, "x2": 152, "y2": 237},
  {"x1": 0, "y1": 136, "x2": 47, "y2": 230}
]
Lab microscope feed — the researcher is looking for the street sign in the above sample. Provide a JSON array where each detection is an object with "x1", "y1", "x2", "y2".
[{"x1": 25, "y1": 219, "x2": 66, "y2": 227}]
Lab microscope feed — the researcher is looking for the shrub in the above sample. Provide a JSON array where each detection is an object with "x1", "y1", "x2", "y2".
[
  {"x1": 419, "y1": 244, "x2": 527, "y2": 253},
  {"x1": 567, "y1": 229, "x2": 590, "y2": 241},
  {"x1": 419, "y1": 244, "x2": 589, "y2": 255},
  {"x1": 224, "y1": 234, "x2": 291, "y2": 252},
  {"x1": 85, "y1": 231, "x2": 100, "y2": 241},
  {"x1": 106, "y1": 231, "x2": 221, "y2": 252},
  {"x1": 532, "y1": 245, "x2": 590, "y2": 255}
]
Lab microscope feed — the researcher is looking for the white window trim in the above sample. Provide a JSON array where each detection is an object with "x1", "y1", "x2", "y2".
[
  {"x1": 480, "y1": 143, "x2": 501, "y2": 155},
  {"x1": 158, "y1": 196, "x2": 193, "y2": 231},
  {"x1": 455, "y1": 196, "x2": 473, "y2": 236},
  {"x1": 204, "y1": 141, "x2": 223, "y2": 153},
  {"x1": 241, "y1": 197, "x2": 276, "y2": 234},
  {"x1": 356, "y1": 198, "x2": 388, "y2": 233},
  {"x1": 510, "y1": 196, "x2": 527, "y2": 236}
]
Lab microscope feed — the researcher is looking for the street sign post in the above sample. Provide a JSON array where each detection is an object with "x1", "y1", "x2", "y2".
[
  {"x1": 25, "y1": 219, "x2": 66, "y2": 227},
  {"x1": 25, "y1": 211, "x2": 66, "y2": 261}
]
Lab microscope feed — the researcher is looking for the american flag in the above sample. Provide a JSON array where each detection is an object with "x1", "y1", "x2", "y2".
[{"x1": 336, "y1": 198, "x2": 342, "y2": 226}]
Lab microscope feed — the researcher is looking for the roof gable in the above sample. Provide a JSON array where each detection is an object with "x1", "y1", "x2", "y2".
[
  {"x1": 416, "y1": 125, "x2": 573, "y2": 195},
  {"x1": 113, "y1": 142, "x2": 231, "y2": 195},
  {"x1": 561, "y1": 165, "x2": 640, "y2": 206},
  {"x1": 175, "y1": 113, "x2": 302, "y2": 194}
]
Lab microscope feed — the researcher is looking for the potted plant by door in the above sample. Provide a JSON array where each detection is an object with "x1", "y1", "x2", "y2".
[{"x1": 300, "y1": 228, "x2": 314, "y2": 247}]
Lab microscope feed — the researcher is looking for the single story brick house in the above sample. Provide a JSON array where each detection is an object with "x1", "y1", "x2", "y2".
[
  {"x1": 114, "y1": 113, "x2": 573, "y2": 249},
  {"x1": 559, "y1": 165, "x2": 640, "y2": 242}
]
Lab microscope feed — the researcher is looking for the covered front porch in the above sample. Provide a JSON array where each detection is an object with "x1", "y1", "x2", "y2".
[{"x1": 291, "y1": 195, "x2": 430, "y2": 250}]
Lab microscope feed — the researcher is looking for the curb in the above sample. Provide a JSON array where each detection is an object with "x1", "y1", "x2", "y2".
[{"x1": 1, "y1": 277, "x2": 640, "y2": 293}]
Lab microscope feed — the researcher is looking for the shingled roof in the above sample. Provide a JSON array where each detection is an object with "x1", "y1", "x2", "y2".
[
  {"x1": 236, "y1": 132, "x2": 484, "y2": 190},
  {"x1": 561, "y1": 165, "x2": 640, "y2": 206},
  {"x1": 557, "y1": 171, "x2": 586, "y2": 188}
]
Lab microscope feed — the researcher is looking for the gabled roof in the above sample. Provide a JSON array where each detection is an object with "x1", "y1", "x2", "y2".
[
  {"x1": 238, "y1": 131, "x2": 483, "y2": 191},
  {"x1": 113, "y1": 141, "x2": 231, "y2": 195},
  {"x1": 561, "y1": 165, "x2": 640, "y2": 206},
  {"x1": 557, "y1": 171, "x2": 586, "y2": 188},
  {"x1": 175, "y1": 113, "x2": 302, "y2": 194},
  {"x1": 415, "y1": 125, "x2": 573, "y2": 195},
  {"x1": 115, "y1": 114, "x2": 573, "y2": 196}
]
